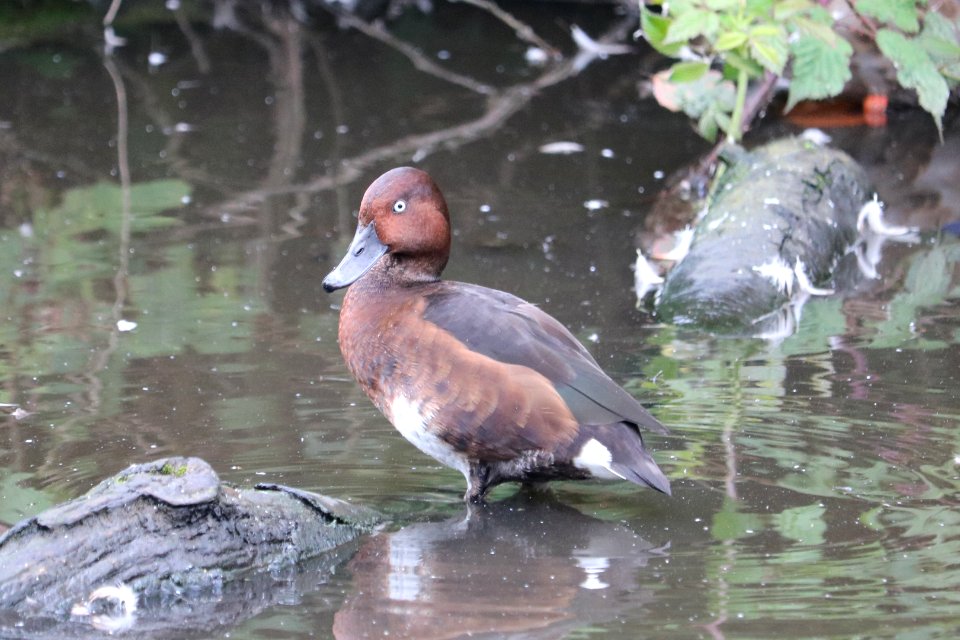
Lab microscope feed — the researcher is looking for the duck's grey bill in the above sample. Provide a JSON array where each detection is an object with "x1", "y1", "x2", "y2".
[{"x1": 322, "y1": 223, "x2": 388, "y2": 292}]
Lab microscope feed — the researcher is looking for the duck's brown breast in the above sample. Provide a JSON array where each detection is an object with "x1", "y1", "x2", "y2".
[{"x1": 338, "y1": 283, "x2": 579, "y2": 462}]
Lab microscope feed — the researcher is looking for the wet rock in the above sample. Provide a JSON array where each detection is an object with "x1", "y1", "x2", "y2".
[
  {"x1": 656, "y1": 137, "x2": 872, "y2": 330},
  {"x1": 0, "y1": 457, "x2": 379, "y2": 637}
]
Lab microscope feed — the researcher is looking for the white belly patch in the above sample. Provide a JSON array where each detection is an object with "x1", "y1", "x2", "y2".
[{"x1": 388, "y1": 395, "x2": 470, "y2": 481}]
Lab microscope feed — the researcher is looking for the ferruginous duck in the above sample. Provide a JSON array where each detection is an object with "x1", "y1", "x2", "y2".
[{"x1": 323, "y1": 167, "x2": 671, "y2": 503}]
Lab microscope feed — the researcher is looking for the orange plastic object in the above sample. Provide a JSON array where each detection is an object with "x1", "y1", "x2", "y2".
[
  {"x1": 863, "y1": 94, "x2": 889, "y2": 127},
  {"x1": 785, "y1": 95, "x2": 887, "y2": 129}
]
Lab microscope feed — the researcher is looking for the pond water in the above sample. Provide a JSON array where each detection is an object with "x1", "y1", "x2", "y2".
[{"x1": 1, "y1": 2, "x2": 959, "y2": 639}]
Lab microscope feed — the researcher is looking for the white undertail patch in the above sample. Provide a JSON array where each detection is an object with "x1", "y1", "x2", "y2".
[{"x1": 573, "y1": 438, "x2": 625, "y2": 480}]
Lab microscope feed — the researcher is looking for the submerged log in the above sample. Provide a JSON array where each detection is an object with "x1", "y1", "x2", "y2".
[
  {"x1": 656, "y1": 137, "x2": 873, "y2": 331},
  {"x1": 0, "y1": 457, "x2": 379, "y2": 636}
]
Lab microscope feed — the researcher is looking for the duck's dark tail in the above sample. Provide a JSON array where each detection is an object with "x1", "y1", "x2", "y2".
[{"x1": 572, "y1": 423, "x2": 671, "y2": 495}]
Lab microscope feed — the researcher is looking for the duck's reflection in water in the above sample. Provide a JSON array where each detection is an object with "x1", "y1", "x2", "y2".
[{"x1": 334, "y1": 494, "x2": 668, "y2": 639}]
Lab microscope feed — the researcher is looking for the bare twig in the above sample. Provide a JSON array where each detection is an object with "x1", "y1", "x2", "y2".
[
  {"x1": 331, "y1": 11, "x2": 497, "y2": 96},
  {"x1": 103, "y1": 0, "x2": 123, "y2": 26},
  {"x1": 110, "y1": 55, "x2": 228, "y2": 193},
  {"x1": 841, "y1": 0, "x2": 880, "y2": 38},
  {"x1": 448, "y1": 0, "x2": 561, "y2": 58},
  {"x1": 262, "y1": 13, "x2": 306, "y2": 189},
  {"x1": 173, "y1": 6, "x2": 212, "y2": 73},
  {"x1": 203, "y1": 16, "x2": 636, "y2": 218},
  {"x1": 309, "y1": 34, "x2": 353, "y2": 236},
  {"x1": 91, "y1": 55, "x2": 133, "y2": 413},
  {"x1": 741, "y1": 71, "x2": 780, "y2": 131}
]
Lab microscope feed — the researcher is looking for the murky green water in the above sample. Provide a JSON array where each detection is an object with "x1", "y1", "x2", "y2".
[{"x1": 1, "y1": 2, "x2": 959, "y2": 639}]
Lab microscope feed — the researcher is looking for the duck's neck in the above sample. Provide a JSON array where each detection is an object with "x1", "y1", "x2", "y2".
[
  {"x1": 355, "y1": 254, "x2": 445, "y2": 292},
  {"x1": 338, "y1": 255, "x2": 445, "y2": 396}
]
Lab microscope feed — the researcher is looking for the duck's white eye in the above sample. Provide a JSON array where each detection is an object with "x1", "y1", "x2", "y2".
[{"x1": 392, "y1": 200, "x2": 406, "y2": 214}]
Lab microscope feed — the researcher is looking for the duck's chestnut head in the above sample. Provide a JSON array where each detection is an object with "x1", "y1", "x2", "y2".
[{"x1": 323, "y1": 167, "x2": 451, "y2": 291}]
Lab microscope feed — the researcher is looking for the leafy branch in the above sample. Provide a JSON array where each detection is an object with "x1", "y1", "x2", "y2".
[{"x1": 639, "y1": 0, "x2": 959, "y2": 141}]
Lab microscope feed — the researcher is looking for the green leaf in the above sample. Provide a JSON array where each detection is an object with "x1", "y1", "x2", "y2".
[
  {"x1": 877, "y1": 28, "x2": 949, "y2": 136},
  {"x1": 664, "y1": 9, "x2": 719, "y2": 45},
  {"x1": 716, "y1": 30, "x2": 749, "y2": 51},
  {"x1": 714, "y1": 106, "x2": 733, "y2": 128},
  {"x1": 697, "y1": 83, "x2": 736, "y2": 141},
  {"x1": 669, "y1": 61, "x2": 710, "y2": 83},
  {"x1": 749, "y1": 24, "x2": 789, "y2": 74},
  {"x1": 665, "y1": 67, "x2": 737, "y2": 141},
  {"x1": 750, "y1": 24, "x2": 785, "y2": 38},
  {"x1": 775, "y1": 503, "x2": 827, "y2": 545},
  {"x1": 917, "y1": 11, "x2": 960, "y2": 64},
  {"x1": 855, "y1": 0, "x2": 920, "y2": 34},
  {"x1": 35, "y1": 179, "x2": 189, "y2": 238},
  {"x1": 785, "y1": 34, "x2": 853, "y2": 111},
  {"x1": 919, "y1": 10, "x2": 960, "y2": 43},
  {"x1": 919, "y1": 34, "x2": 960, "y2": 64},
  {"x1": 698, "y1": 111, "x2": 720, "y2": 141},
  {"x1": 773, "y1": 0, "x2": 816, "y2": 20},
  {"x1": 745, "y1": 0, "x2": 775, "y2": 14},
  {"x1": 640, "y1": 7, "x2": 684, "y2": 57},
  {"x1": 724, "y1": 50, "x2": 764, "y2": 77},
  {"x1": 800, "y1": 4, "x2": 835, "y2": 25},
  {"x1": 859, "y1": 506, "x2": 884, "y2": 531},
  {"x1": 712, "y1": 498, "x2": 764, "y2": 540},
  {"x1": 672, "y1": 69, "x2": 735, "y2": 114},
  {"x1": 791, "y1": 14, "x2": 843, "y2": 45},
  {"x1": 704, "y1": 0, "x2": 741, "y2": 10}
]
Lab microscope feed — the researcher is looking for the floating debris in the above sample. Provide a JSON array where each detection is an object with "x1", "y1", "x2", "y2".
[
  {"x1": 524, "y1": 47, "x2": 549, "y2": 66},
  {"x1": 0, "y1": 403, "x2": 29, "y2": 420},
  {"x1": 857, "y1": 197, "x2": 918, "y2": 237},
  {"x1": 71, "y1": 583, "x2": 138, "y2": 633},
  {"x1": 103, "y1": 27, "x2": 126, "y2": 54},
  {"x1": 800, "y1": 128, "x2": 832, "y2": 145},
  {"x1": 148, "y1": 51, "x2": 168, "y2": 68},
  {"x1": 752, "y1": 258, "x2": 795, "y2": 296},
  {"x1": 750, "y1": 257, "x2": 834, "y2": 298},
  {"x1": 539, "y1": 141, "x2": 584, "y2": 155},
  {"x1": 794, "y1": 258, "x2": 835, "y2": 296},
  {"x1": 116, "y1": 320, "x2": 138, "y2": 332},
  {"x1": 570, "y1": 25, "x2": 633, "y2": 58}
]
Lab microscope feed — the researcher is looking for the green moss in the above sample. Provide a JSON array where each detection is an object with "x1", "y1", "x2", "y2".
[{"x1": 159, "y1": 463, "x2": 188, "y2": 477}]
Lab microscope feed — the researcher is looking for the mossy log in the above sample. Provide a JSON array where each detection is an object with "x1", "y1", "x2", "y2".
[
  {"x1": 657, "y1": 137, "x2": 872, "y2": 330},
  {"x1": 0, "y1": 457, "x2": 379, "y2": 636}
]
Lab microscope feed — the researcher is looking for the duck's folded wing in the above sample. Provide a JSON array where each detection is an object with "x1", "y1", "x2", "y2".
[{"x1": 421, "y1": 283, "x2": 669, "y2": 436}]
